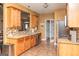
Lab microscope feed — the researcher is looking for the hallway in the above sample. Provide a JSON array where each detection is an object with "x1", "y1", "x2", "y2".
[{"x1": 21, "y1": 41, "x2": 57, "y2": 56}]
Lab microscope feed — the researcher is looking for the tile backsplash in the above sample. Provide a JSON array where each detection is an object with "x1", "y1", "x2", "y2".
[{"x1": 77, "y1": 30, "x2": 79, "y2": 40}]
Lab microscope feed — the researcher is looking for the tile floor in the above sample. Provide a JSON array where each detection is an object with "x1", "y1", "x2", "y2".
[{"x1": 21, "y1": 41, "x2": 57, "y2": 56}]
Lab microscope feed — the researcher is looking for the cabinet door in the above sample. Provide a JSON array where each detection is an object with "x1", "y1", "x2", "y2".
[
  {"x1": 58, "y1": 43, "x2": 72, "y2": 56},
  {"x1": 15, "y1": 38, "x2": 25, "y2": 56},
  {"x1": 15, "y1": 42, "x2": 21, "y2": 56},
  {"x1": 68, "y1": 4, "x2": 79, "y2": 27},
  {"x1": 25, "y1": 36, "x2": 31, "y2": 50},
  {"x1": 19, "y1": 38, "x2": 25, "y2": 52},
  {"x1": 31, "y1": 35, "x2": 34, "y2": 47},
  {"x1": 7, "y1": 7, "x2": 21, "y2": 28},
  {"x1": 31, "y1": 15, "x2": 38, "y2": 28},
  {"x1": 10, "y1": 8, "x2": 16, "y2": 27},
  {"x1": 18, "y1": 10, "x2": 21, "y2": 27},
  {"x1": 31, "y1": 35, "x2": 36, "y2": 47},
  {"x1": 15, "y1": 9, "x2": 21, "y2": 27},
  {"x1": 7, "y1": 7, "x2": 15, "y2": 27},
  {"x1": 33, "y1": 35, "x2": 36, "y2": 46},
  {"x1": 7, "y1": 7, "x2": 11, "y2": 27},
  {"x1": 72, "y1": 45, "x2": 79, "y2": 56},
  {"x1": 14, "y1": 9, "x2": 17, "y2": 27}
]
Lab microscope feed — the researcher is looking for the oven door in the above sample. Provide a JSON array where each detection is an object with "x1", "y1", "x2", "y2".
[{"x1": 24, "y1": 23, "x2": 29, "y2": 30}]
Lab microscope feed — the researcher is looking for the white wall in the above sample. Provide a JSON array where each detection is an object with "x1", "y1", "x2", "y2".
[{"x1": 38, "y1": 13, "x2": 54, "y2": 40}]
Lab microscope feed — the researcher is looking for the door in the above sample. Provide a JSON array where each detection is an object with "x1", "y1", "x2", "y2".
[
  {"x1": 58, "y1": 20, "x2": 65, "y2": 38},
  {"x1": 50, "y1": 20, "x2": 54, "y2": 39},
  {"x1": 45, "y1": 20, "x2": 54, "y2": 48}
]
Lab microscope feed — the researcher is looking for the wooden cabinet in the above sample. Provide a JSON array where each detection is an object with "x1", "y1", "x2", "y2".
[
  {"x1": 8, "y1": 34, "x2": 37, "y2": 56},
  {"x1": 72, "y1": 45, "x2": 79, "y2": 56},
  {"x1": 30, "y1": 35, "x2": 34, "y2": 47},
  {"x1": 67, "y1": 4, "x2": 79, "y2": 27},
  {"x1": 15, "y1": 43, "x2": 21, "y2": 56},
  {"x1": 7, "y1": 7, "x2": 21, "y2": 28},
  {"x1": 58, "y1": 43, "x2": 72, "y2": 56},
  {"x1": 7, "y1": 7, "x2": 14, "y2": 27},
  {"x1": 24, "y1": 36, "x2": 31, "y2": 50},
  {"x1": 54, "y1": 9, "x2": 66, "y2": 20},
  {"x1": 58, "y1": 42, "x2": 79, "y2": 56},
  {"x1": 15, "y1": 9, "x2": 21, "y2": 27},
  {"x1": 31, "y1": 35, "x2": 36, "y2": 47},
  {"x1": 14, "y1": 35, "x2": 36, "y2": 56},
  {"x1": 33, "y1": 35, "x2": 36, "y2": 46},
  {"x1": 30, "y1": 14, "x2": 38, "y2": 28},
  {"x1": 14, "y1": 38, "x2": 25, "y2": 56}
]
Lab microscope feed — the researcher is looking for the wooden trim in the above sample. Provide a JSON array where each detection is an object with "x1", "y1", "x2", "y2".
[
  {"x1": 7, "y1": 6, "x2": 21, "y2": 11},
  {"x1": 4, "y1": 3, "x2": 39, "y2": 15}
]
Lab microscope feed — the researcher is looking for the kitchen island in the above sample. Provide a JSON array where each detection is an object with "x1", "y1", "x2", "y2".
[
  {"x1": 57, "y1": 38, "x2": 79, "y2": 56},
  {"x1": 5, "y1": 31, "x2": 41, "y2": 56}
]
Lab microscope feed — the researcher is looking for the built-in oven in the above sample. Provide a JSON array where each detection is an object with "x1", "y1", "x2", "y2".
[{"x1": 23, "y1": 22, "x2": 29, "y2": 30}]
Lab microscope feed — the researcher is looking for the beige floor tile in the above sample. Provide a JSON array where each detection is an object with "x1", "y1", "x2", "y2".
[{"x1": 21, "y1": 41, "x2": 56, "y2": 56}]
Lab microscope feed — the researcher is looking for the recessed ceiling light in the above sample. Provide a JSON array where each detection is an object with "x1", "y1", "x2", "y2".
[{"x1": 43, "y1": 3, "x2": 48, "y2": 8}]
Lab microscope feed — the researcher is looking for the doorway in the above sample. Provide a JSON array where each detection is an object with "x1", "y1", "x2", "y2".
[{"x1": 45, "y1": 20, "x2": 54, "y2": 48}]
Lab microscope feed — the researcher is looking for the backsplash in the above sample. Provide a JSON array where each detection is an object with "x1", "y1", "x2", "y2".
[
  {"x1": 6, "y1": 27, "x2": 19, "y2": 36},
  {"x1": 69, "y1": 28, "x2": 79, "y2": 41},
  {"x1": 77, "y1": 29, "x2": 79, "y2": 40}
]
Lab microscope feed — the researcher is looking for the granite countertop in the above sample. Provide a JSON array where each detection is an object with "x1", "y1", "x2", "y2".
[
  {"x1": 7, "y1": 31, "x2": 40, "y2": 39},
  {"x1": 58, "y1": 38, "x2": 72, "y2": 44},
  {"x1": 58, "y1": 38, "x2": 79, "y2": 45}
]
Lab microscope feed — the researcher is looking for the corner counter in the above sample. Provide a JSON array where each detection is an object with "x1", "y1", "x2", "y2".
[
  {"x1": 57, "y1": 38, "x2": 79, "y2": 56},
  {"x1": 5, "y1": 31, "x2": 41, "y2": 56}
]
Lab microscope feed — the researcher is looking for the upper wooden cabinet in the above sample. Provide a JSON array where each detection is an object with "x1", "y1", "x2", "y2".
[
  {"x1": 30, "y1": 14, "x2": 38, "y2": 28},
  {"x1": 7, "y1": 7, "x2": 21, "y2": 28},
  {"x1": 67, "y1": 3, "x2": 79, "y2": 27},
  {"x1": 54, "y1": 9, "x2": 66, "y2": 20}
]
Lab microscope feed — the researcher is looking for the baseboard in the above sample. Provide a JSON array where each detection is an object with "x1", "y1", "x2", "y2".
[{"x1": 41, "y1": 38, "x2": 54, "y2": 42}]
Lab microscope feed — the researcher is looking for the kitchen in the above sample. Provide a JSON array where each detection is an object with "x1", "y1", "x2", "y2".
[{"x1": 0, "y1": 3, "x2": 79, "y2": 56}]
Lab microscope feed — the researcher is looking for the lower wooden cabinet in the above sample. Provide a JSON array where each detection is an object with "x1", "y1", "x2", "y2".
[
  {"x1": 72, "y1": 45, "x2": 79, "y2": 56},
  {"x1": 24, "y1": 36, "x2": 31, "y2": 50},
  {"x1": 12, "y1": 35, "x2": 37, "y2": 56},
  {"x1": 58, "y1": 43, "x2": 79, "y2": 56},
  {"x1": 58, "y1": 43, "x2": 72, "y2": 56},
  {"x1": 15, "y1": 43, "x2": 21, "y2": 56},
  {"x1": 14, "y1": 38, "x2": 25, "y2": 56},
  {"x1": 31, "y1": 35, "x2": 36, "y2": 47},
  {"x1": 33, "y1": 36, "x2": 36, "y2": 46}
]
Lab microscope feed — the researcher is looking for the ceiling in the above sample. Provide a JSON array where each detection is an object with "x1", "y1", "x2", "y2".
[{"x1": 22, "y1": 3, "x2": 66, "y2": 14}]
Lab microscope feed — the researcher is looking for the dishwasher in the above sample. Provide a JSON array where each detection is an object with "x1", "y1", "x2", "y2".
[{"x1": 35, "y1": 33, "x2": 41, "y2": 46}]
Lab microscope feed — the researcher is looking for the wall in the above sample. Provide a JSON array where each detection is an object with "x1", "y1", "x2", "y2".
[
  {"x1": 54, "y1": 8, "x2": 67, "y2": 20},
  {"x1": 38, "y1": 13, "x2": 54, "y2": 40},
  {"x1": 38, "y1": 8, "x2": 67, "y2": 41},
  {"x1": 54, "y1": 8, "x2": 67, "y2": 42}
]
